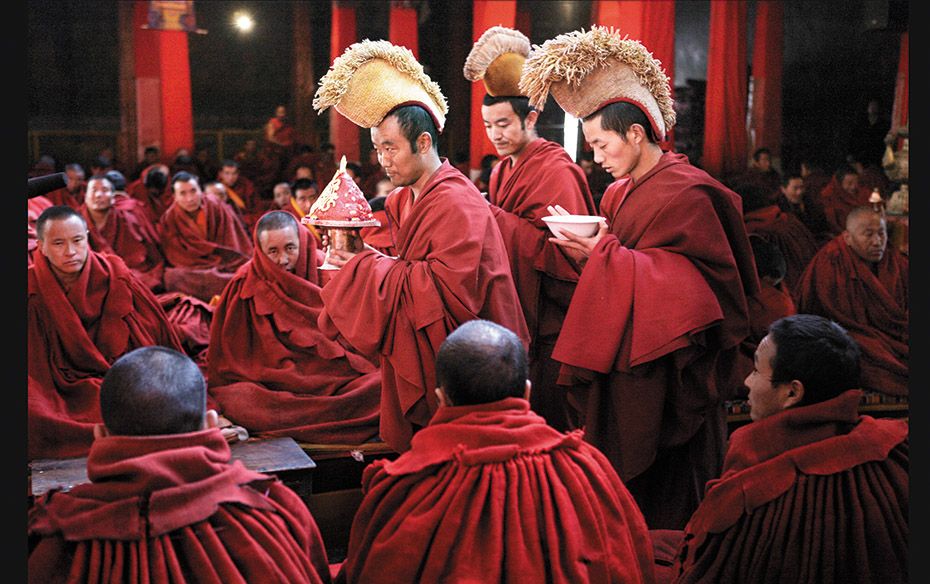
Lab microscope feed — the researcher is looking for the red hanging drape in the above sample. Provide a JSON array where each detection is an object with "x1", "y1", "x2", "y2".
[
  {"x1": 890, "y1": 31, "x2": 908, "y2": 149},
  {"x1": 749, "y1": 1, "x2": 783, "y2": 162},
  {"x1": 133, "y1": 0, "x2": 194, "y2": 159},
  {"x1": 330, "y1": 1, "x2": 360, "y2": 163},
  {"x1": 469, "y1": 0, "x2": 517, "y2": 178},
  {"x1": 389, "y1": 1, "x2": 419, "y2": 60},
  {"x1": 703, "y1": 0, "x2": 748, "y2": 180},
  {"x1": 590, "y1": 1, "x2": 676, "y2": 151}
]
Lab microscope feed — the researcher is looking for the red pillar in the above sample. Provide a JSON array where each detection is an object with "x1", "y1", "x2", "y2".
[
  {"x1": 133, "y1": 0, "x2": 194, "y2": 162},
  {"x1": 389, "y1": 1, "x2": 419, "y2": 59},
  {"x1": 590, "y1": 1, "x2": 675, "y2": 150},
  {"x1": 469, "y1": 0, "x2": 516, "y2": 177},
  {"x1": 890, "y1": 31, "x2": 908, "y2": 149},
  {"x1": 330, "y1": 1, "x2": 360, "y2": 163},
  {"x1": 749, "y1": 1, "x2": 783, "y2": 162},
  {"x1": 703, "y1": 0, "x2": 748, "y2": 180}
]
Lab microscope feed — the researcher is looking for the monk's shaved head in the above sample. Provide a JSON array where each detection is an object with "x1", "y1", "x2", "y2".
[
  {"x1": 843, "y1": 206, "x2": 887, "y2": 263},
  {"x1": 436, "y1": 320, "x2": 527, "y2": 405},
  {"x1": 844, "y1": 206, "x2": 883, "y2": 231}
]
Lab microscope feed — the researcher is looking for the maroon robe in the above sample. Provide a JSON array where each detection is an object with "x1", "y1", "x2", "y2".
[
  {"x1": 318, "y1": 160, "x2": 530, "y2": 452},
  {"x1": 44, "y1": 186, "x2": 82, "y2": 209},
  {"x1": 81, "y1": 196, "x2": 165, "y2": 292},
  {"x1": 29, "y1": 428, "x2": 332, "y2": 583},
  {"x1": 819, "y1": 176, "x2": 873, "y2": 235},
  {"x1": 747, "y1": 281, "x2": 796, "y2": 345},
  {"x1": 337, "y1": 398, "x2": 656, "y2": 584},
  {"x1": 158, "y1": 193, "x2": 253, "y2": 302},
  {"x1": 673, "y1": 391, "x2": 908, "y2": 583},
  {"x1": 27, "y1": 250, "x2": 184, "y2": 460},
  {"x1": 358, "y1": 207, "x2": 396, "y2": 256},
  {"x1": 794, "y1": 235, "x2": 908, "y2": 396},
  {"x1": 488, "y1": 138, "x2": 596, "y2": 430},
  {"x1": 207, "y1": 215, "x2": 380, "y2": 444},
  {"x1": 743, "y1": 204, "x2": 820, "y2": 291},
  {"x1": 552, "y1": 152, "x2": 760, "y2": 530},
  {"x1": 125, "y1": 165, "x2": 174, "y2": 225}
]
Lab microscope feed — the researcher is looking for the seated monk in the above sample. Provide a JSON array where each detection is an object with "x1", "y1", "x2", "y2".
[
  {"x1": 794, "y1": 206, "x2": 908, "y2": 397},
  {"x1": 736, "y1": 181, "x2": 820, "y2": 292},
  {"x1": 207, "y1": 211, "x2": 381, "y2": 444},
  {"x1": 667, "y1": 314, "x2": 908, "y2": 583},
  {"x1": 776, "y1": 171, "x2": 833, "y2": 247},
  {"x1": 27, "y1": 195, "x2": 54, "y2": 266},
  {"x1": 80, "y1": 173, "x2": 166, "y2": 292},
  {"x1": 291, "y1": 177, "x2": 324, "y2": 246},
  {"x1": 820, "y1": 163, "x2": 873, "y2": 235},
  {"x1": 158, "y1": 171, "x2": 253, "y2": 303},
  {"x1": 125, "y1": 163, "x2": 173, "y2": 225},
  {"x1": 28, "y1": 345, "x2": 333, "y2": 583},
  {"x1": 44, "y1": 162, "x2": 85, "y2": 209},
  {"x1": 746, "y1": 234, "x2": 796, "y2": 347},
  {"x1": 336, "y1": 320, "x2": 656, "y2": 584},
  {"x1": 27, "y1": 205, "x2": 184, "y2": 460}
]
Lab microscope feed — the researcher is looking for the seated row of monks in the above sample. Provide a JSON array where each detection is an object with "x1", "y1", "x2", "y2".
[{"x1": 28, "y1": 315, "x2": 909, "y2": 582}]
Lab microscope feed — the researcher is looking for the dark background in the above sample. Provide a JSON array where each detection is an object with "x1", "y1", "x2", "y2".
[{"x1": 27, "y1": 0, "x2": 908, "y2": 175}]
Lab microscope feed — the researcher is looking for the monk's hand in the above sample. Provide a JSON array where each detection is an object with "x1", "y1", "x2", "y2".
[
  {"x1": 548, "y1": 220, "x2": 608, "y2": 268},
  {"x1": 324, "y1": 247, "x2": 356, "y2": 268}
]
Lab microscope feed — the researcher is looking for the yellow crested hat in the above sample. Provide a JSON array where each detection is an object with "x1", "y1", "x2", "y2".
[
  {"x1": 519, "y1": 26, "x2": 675, "y2": 139},
  {"x1": 463, "y1": 26, "x2": 531, "y2": 97},
  {"x1": 313, "y1": 39, "x2": 448, "y2": 132}
]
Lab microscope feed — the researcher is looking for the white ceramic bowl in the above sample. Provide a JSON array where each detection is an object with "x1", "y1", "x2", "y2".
[{"x1": 541, "y1": 215, "x2": 607, "y2": 240}]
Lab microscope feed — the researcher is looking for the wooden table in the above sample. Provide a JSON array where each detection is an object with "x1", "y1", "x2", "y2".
[{"x1": 28, "y1": 436, "x2": 316, "y2": 498}]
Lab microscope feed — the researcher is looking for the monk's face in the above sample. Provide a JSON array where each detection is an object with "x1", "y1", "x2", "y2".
[
  {"x1": 745, "y1": 334, "x2": 793, "y2": 421},
  {"x1": 258, "y1": 225, "x2": 300, "y2": 273},
  {"x1": 38, "y1": 215, "x2": 89, "y2": 278},
  {"x1": 173, "y1": 178, "x2": 204, "y2": 214},
  {"x1": 294, "y1": 188, "x2": 318, "y2": 216},
  {"x1": 481, "y1": 101, "x2": 536, "y2": 159},
  {"x1": 66, "y1": 167, "x2": 85, "y2": 194},
  {"x1": 84, "y1": 178, "x2": 115, "y2": 214},
  {"x1": 273, "y1": 184, "x2": 292, "y2": 209},
  {"x1": 204, "y1": 183, "x2": 227, "y2": 202},
  {"x1": 582, "y1": 116, "x2": 642, "y2": 180},
  {"x1": 843, "y1": 212, "x2": 887, "y2": 263},
  {"x1": 372, "y1": 115, "x2": 427, "y2": 188},
  {"x1": 840, "y1": 172, "x2": 859, "y2": 195},
  {"x1": 219, "y1": 165, "x2": 239, "y2": 187},
  {"x1": 780, "y1": 177, "x2": 804, "y2": 204}
]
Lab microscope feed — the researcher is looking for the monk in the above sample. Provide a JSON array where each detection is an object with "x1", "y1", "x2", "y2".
[
  {"x1": 28, "y1": 205, "x2": 184, "y2": 460},
  {"x1": 218, "y1": 159, "x2": 264, "y2": 229},
  {"x1": 80, "y1": 174, "x2": 166, "y2": 292},
  {"x1": 776, "y1": 170, "x2": 833, "y2": 247},
  {"x1": 670, "y1": 315, "x2": 908, "y2": 583},
  {"x1": 736, "y1": 180, "x2": 820, "y2": 293},
  {"x1": 794, "y1": 206, "x2": 907, "y2": 397},
  {"x1": 820, "y1": 163, "x2": 873, "y2": 235},
  {"x1": 28, "y1": 345, "x2": 332, "y2": 584},
  {"x1": 125, "y1": 163, "x2": 173, "y2": 225},
  {"x1": 291, "y1": 177, "x2": 324, "y2": 245},
  {"x1": 44, "y1": 162, "x2": 85, "y2": 209},
  {"x1": 337, "y1": 320, "x2": 656, "y2": 584},
  {"x1": 745, "y1": 234, "x2": 796, "y2": 348},
  {"x1": 158, "y1": 171, "x2": 253, "y2": 302},
  {"x1": 27, "y1": 195, "x2": 54, "y2": 266},
  {"x1": 521, "y1": 27, "x2": 759, "y2": 529},
  {"x1": 465, "y1": 26, "x2": 596, "y2": 431},
  {"x1": 207, "y1": 211, "x2": 381, "y2": 444}
]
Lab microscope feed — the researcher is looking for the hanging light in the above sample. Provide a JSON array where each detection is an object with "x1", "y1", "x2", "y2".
[{"x1": 232, "y1": 10, "x2": 254, "y2": 33}]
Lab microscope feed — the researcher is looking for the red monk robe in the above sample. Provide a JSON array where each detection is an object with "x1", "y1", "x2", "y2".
[
  {"x1": 126, "y1": 164, "x2": 174, "y2": 225},
  {"x1": 81, "y1": 195, "x2": 166, "y2": 292},
  {"x1": 673, "y1": 390, "x2": 909, "y2": 583},
  {"x1": 318, "y1": 160, "x2": 530, "y2": 452},
  {"x1": 553, "y1": 152, "x2": 759, "y2": 530},
  {"x1": 487, "y1": 137, "x2": 596, "y2": 430},
  {"x1": 44, "y1": 186, "x2": 82, "y2": 209},
  {"x1": 359, "y1": 207, "x2": 396, "y2": 256},
  {"x1": 27, "y1": 250, "x2": 184, "y2": 460},
  {"x1": 28, "y1": 428, "x2": 332, "y2": 584},
  {"x1": 337, "y1": 398, "x2": 656, "y2": 584},
  {"x1": 207, "y1": 215, "x2": 381, "y2": 444},
  {"x1": 820, "y1": 175, "x2": 873, "y2": 235},
  {"x1": 743, "y1": 204, "x2": 820, "y2": 292},
  {"x1": 159, "y1": 192, "x2": 253, "y2": 302},
  {"x1": 794, "y1": 235, "x2": 908, "y2": 396},
  {"x1": 27, "y1": 195, "x2": 54, "y2": 267}
]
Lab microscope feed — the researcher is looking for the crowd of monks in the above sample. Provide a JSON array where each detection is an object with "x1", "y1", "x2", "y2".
[{"x1": 27, "y1": 25, "x2": 908, "y2": 584}]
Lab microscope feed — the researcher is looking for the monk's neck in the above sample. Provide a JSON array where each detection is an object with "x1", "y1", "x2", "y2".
[
  {"x1": 87, "y1": 208, "x2": 110, "y2": 230},
  {"x1": 508, "y1": 135, "x2": 538, "y2": 166},
  {"x1": 410, "y1": 156, "x2": 442, "y2": 201},
  {"x1": 51, "y1": 263, "x2": 83, "y2": 292},
  {"x1": 629, "y1": 144, "x2": 664, "y2": 184}
]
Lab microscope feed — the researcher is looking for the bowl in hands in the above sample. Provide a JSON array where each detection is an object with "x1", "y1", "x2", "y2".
[{"x1": 541, "y1": 215, "x2": 607, "y2": 240}]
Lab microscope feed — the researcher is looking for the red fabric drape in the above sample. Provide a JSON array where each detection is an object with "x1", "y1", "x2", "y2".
[
  {"x1": 133, "y1": 1, "x2": 194, "y2": 159},
  {"x1": 749, "y1": 1, "x2": 783, "y2": 160},
  {"x1": 469, "y1": 0, "x2": 516, "y2": 176},
  {"x1": 703, "y1": 0, "x2": 748, "y2": 180},
  {"x1": 890, "y1": 31, "x2": 908, "y2": 149},
  {"x1": 590, "y1": 1, "x2": 676, "y2": 150},
  {"x1": 389, "y1": 1, "x2": 419, "y2": 59},
  {"x1": 330, "y1": 1, "x2": 360, "y2": 163}
]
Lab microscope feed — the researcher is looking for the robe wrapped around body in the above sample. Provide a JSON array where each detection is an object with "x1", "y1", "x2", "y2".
[
  {"x1": 208, "y1": 215, "x2": 380, "y2": 444},
  {"x1": 28, "y1": 250, "x2": 184, "y2": 459},
  {"x1": 318, "y1": 160, "x2": 529, "y2": 452},
  {"x1": 552, "y1": 152, "x2": 759, "y2": 529},
  {"x1": 28, "y1": 428, "x2": 331, "y2": 584},
  {"x1": 338, "y1": 398, "x2": 656, "y2": 584},
  {"x1": 743, "y1": 204, "x2": 820, "y2": 292}
]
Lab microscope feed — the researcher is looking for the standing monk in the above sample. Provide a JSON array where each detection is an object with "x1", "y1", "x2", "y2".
[
  {"x1": 520, "y1": 26, "x2": 759, "y2": 529},
  {"x1": 312, "y1": 40, "x2": 529, "y2": 453},
  {"x1": 464, "y1": 26, "x2": 596, "y2": 431}
]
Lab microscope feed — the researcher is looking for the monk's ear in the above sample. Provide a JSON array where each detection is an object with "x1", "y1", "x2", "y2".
[
  {"x1": 782, "y1": 380, "x2": 805, "y2": 410},
  {"x1": 842, "y1": 230, "x2": 853, "y2": 247},
  {"x1": 93, "y1": 423, "x2": 109, "y2": 440},
  {"x1": 435, "y1": 386, "x2": 452, "y2": 408},
  {"x1": 416, "y1": 132, "x2": 432, "y2": 155},
  {"x1": 203, "y1": 409, "x2": 220, "y2": 430},
  {"x1": 523, "y1": 379, "x2": 532, "y2": 401},
  {"x1": 524, "y1": 109, "x2": 539, "y2": 132},
  {"x1": 627, "y1": 123, "x2": 647, "y2": 145}
]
